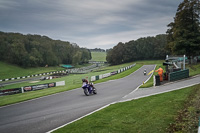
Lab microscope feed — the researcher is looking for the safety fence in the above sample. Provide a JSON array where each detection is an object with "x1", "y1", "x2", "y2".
[
  {"x1": 169, "y1": 69, "x2": 189, "y2": 81},
  {"x1": 90, "y1": 63, "x2": 136, "y2": 82},
  {"x1": 0, "y1": 81, "x2": 65, "y2": 96}
]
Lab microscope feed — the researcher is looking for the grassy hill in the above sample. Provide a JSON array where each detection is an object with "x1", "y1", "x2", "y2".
[
  {"x1": 0, "y1": 61, "x2": 64, "y2": 79},
  {"x1": 90, "y1": 52, "x2": 106, "y2": 62}
]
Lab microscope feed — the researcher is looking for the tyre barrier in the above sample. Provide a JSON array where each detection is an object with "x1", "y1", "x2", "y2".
[{"x1": 90, "y1": 63, "x2": 136, "y2": 82}]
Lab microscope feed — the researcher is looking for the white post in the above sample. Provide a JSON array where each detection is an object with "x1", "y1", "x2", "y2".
[
  {"x1": 183, "y1": 55, "x2": 185, "y2": 70},
  {"x1": 21, "y1": 87, "x2": 24, "y2": 93},
  {"x1": 153, "y1": 75, "x2": 156, "y2": 86},
  {"x1": 166, "y1": 55, "x2": 168, "y2": 60}
]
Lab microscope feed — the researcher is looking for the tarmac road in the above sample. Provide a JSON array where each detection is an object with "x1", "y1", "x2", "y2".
[{"x1": 0, "y1": 65, "x2": 155, "y2": 133}]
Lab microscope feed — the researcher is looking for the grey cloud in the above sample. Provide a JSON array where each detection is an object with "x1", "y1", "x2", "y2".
[{"x1": 0, "y1": 0, "x2": 182, "y2": 49}]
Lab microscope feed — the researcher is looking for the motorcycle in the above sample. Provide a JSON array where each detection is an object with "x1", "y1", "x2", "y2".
[
  {"x1": 82, "y1": 82, "x2": 97, "y2": 96},
  {"x1": 144, "y1": 69, "x2": 147, "y2": 75}
]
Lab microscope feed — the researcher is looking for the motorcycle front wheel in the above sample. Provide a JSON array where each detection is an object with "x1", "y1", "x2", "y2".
[{"x1": 93, "y1": 87, "x2": 97, "y2": 94}]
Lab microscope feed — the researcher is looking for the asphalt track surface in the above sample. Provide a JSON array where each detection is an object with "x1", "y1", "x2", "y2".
[{"x1": 0, "y1": 65, "x2": 155, "y2": 133}]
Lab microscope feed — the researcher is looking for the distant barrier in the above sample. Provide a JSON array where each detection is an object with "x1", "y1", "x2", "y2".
[
  {"x1": 0, "y1": 64, "x2": 101, "y2": 82},
  {"x1": 0, "y1": 70, "x2": 68, "y2": 82},
  {"x1": 0, "y1": 81, "x2": 65, "y2": 96},
  {"x1": 90, "y1": 63, "x2": 136, "y2": 82}
]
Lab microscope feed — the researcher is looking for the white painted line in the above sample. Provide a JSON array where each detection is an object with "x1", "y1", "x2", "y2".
[
  {"x1": 119, "y1": 82, "x2": 200, "y2": 103},
  {"x1": 122, "y1": 65, "x2": 156, "y2": 99}
]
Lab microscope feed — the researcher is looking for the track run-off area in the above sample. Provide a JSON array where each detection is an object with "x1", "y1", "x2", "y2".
[{"x1": 0, "y1": 65, "x2": 199, "y2": 133}]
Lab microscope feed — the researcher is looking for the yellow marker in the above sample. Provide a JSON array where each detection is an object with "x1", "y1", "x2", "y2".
[{"x1": 148, "y1": 70, "x2": 154, "y2": 75}]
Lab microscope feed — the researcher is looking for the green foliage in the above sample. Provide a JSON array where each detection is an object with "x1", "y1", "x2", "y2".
[
  {"x1": 166, "y1": 0, "x2": 200, "y2": 58},
  {"x1": 106, "y1": 34, "x2": 168, "y2": 65},
  {"x1": 0, "y1": 32, "x2": 91, "y2": 67}
]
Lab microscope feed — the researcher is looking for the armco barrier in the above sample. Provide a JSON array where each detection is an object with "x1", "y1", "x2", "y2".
[
  {"x1": 169, "y1": 69, "x2": 189, "y2": 81},
  {"x1": 91, "y1": 63, "x2": 136, "y2": 82}
]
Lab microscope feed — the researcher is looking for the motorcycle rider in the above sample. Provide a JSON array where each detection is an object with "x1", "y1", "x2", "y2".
[
  {"x1": 82, "y1": 78, "x2": 89, "y2": 84},
  {"x1": 82, "y1": 78, "x2": 92, "y2": 93},
  {"x1": 144, "y1": 69, "x2": 147, "y2": 75}
]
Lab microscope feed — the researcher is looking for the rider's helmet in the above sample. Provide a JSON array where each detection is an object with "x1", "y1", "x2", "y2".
[{"x1": 82, "y1": 79, "x2": 85, "y2": 82}]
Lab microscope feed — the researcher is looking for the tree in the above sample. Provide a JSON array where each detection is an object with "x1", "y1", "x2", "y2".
[{"x1": 166, "y1": 0, "x2": 200, "y2": 59}]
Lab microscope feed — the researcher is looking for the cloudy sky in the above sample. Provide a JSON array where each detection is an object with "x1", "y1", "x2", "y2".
[{"x1": 0, "y1": 0, "x2": 182, "y2": 49}]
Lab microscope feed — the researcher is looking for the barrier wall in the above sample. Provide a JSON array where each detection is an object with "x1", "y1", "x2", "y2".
[
  {"x1": 0, "y1": 81, "x2": 65, "y2": 96},
  {"x1": 90, "y1": 63, "x2": 136, "y2": 82},
  {"x1": 169, "y1": 69, "x2": 189, "y2": 81}
]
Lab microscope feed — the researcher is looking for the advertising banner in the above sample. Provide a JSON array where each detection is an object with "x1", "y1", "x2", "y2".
[
  {"x1": 111, "y1": 71, "x2": 118, "y2": 75},
  {"x1": 0, "y1": 88, "x2": 21, "y2": 96},
  {"x1": 56, "y1": 81, "x2": 65, "y2": 86},
  {"x1": 32, "y1": 84, "x2": 48, "y2": 91},
  {"x1": 48, "y1": 83, "x2": 56, "y2": 87},
  {"x1": 23, "y1": 86, "x2": 32, "y2": 92}
]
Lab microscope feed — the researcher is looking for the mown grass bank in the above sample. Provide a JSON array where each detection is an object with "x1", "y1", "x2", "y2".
[
  {"x1": 0, "y1": 61, "x2": 65, "y2": 80},
  {"x1": 54, "y1": 84, "x2": 200, "y2": 133},
  {"x1": 90, "y1": 52, "x2": 106, "y2": 62}
]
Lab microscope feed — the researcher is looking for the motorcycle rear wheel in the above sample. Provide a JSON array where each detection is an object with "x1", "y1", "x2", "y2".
[{"x1": 84, "y1": 89, "x2": 90, "y2": 96}]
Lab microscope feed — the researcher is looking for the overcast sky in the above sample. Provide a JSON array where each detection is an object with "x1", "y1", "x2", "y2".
[{"x1": 0, "y1": 0, "x2": 182, "y2": 49}]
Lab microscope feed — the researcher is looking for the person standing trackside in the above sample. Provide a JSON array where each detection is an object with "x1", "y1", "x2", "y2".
[{"x1": 155, "y1": 66, "x2": 164, "y2": 82}]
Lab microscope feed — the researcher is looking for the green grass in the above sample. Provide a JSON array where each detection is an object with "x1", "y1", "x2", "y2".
[
  {"x1": 0, "y1": 61, "x2": 64, "y2": 79},
  {"x1": 90, "y1": 52, "x2": 106, "y2": 62},
  {"x1": 186, "y1": 63, "x2": 200, "y2": 76},
  {"x1": 53, "y1": 84, "x2": 200, "y2": 133}
]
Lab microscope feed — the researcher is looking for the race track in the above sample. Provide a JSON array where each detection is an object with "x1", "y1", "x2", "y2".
[{"x1": 0, "y1": 65, "x2": 155, "y2": 133}]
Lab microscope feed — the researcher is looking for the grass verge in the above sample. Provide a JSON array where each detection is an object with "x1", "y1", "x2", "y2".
[{"x1": 53, "y1": 84, "x2": 200, "y2": 133}]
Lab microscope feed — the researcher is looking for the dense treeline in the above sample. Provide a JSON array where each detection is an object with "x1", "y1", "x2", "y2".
[
  {"x1": 0, "y1": 31, "x2": 91, "y2": 67},
  {"x1": 106, "y1": 34, "x2": 168, "y2": 65},
  {"x1": 166, "y1": 0, "x2": 200, "y2": 59},
  {"x1": 89, "y1": 48, "x2": 105, "y2": 52}
]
